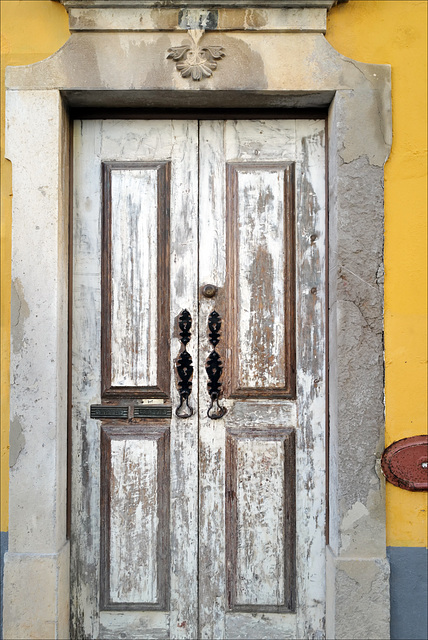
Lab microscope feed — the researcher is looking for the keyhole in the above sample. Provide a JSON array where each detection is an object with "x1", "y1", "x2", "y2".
[{"x1": 202, "y1": 284, "x2": 218, "y2": 298}]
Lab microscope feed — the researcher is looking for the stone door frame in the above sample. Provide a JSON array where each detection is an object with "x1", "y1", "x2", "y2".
[{"x1": 4, "y1": 3, "x2": 391, "y2": 638}]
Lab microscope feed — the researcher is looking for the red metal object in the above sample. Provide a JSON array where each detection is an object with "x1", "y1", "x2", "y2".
[{"x1": 381, "y1": 436, "x2": 428, "y2": 491}]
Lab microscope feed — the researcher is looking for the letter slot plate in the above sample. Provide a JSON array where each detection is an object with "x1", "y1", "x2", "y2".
[
  {"x1": 90, "y1": 405, "x2": 172, "y2": 419},
  {"x1": 90, "y1": 405, "x2": 129, "y2": 419},
  {"x1": 134, "y1": 406, "x2": 172, "y2": 418}
]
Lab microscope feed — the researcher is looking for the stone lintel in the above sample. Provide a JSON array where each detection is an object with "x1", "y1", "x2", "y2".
[
  {"x1": 66, "y1": 7, "x2": 328, "y2": 33},
  {"x1": 55, "y1": 1, "x2": 348, "y2": 33},
  {"x1": 58, "y1": 0, "x2": 340, "y2": 8}
]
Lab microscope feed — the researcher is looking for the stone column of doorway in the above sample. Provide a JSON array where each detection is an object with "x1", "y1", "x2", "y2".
[{"x1": 4, "y1": 91, "x2": 70, "y2": 640}]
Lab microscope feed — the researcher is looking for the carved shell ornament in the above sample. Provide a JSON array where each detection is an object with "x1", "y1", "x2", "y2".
[{"x1": 167, "y1": 29, "x2": 225, "y2": 81}]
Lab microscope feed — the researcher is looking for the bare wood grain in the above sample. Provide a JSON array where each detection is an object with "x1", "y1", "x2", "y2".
[
  {"x1": 71, "y1": 119, "x2": 104, "y2": 639},
  {"x1": 168, "y1": 120, "x2": 199, "y2": 639}
]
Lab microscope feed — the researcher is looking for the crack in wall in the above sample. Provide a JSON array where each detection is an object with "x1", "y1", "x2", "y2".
[
  {"x1": 10, "y1": 278, "x2": 30, "y2": 353},
  {"x1": 9, "y1": 417, "x2": 26, "y2": 468}
]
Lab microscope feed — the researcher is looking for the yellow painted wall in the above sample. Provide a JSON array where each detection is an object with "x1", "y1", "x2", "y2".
[
  {"x1": 1, "y1": 1, "x2": 427, "y2": 545},
  {"x1": 327, "y1": 0, "x2": 427, "y2": 548}
]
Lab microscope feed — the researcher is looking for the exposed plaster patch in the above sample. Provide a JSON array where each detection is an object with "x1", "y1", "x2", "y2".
[
  {"x1": 9, "y1": 416, "x2": 26, "y2": 468},
  {"x1": 243, "y1": 9, "x2": 268, "y2": 29},
  {"x1": 340, "y1": 487, "x2": 386, "y2": 557},
  {"x1": 375, "y1": 263, "x2": 384, "y2": 287},
  {"x1": 333, "y1": 557, "x2": 390, "y2": 639},
  {"x1": 341, "y1": 558, "x2": 378, "y2": 586},
  {"x1": 178, "y1": 9, "x2": 218, "y2": 30},
  {"x1": 336, "y1": 78, "x2": 391, "y2": 167},
  {"x1": 11, "y1": 278, "x2": 29, "y2": 354},
  {"x1": 342, "y1": 501, "x2": 369, "y2": 531},
  {"x1": 341, "y1": 297, "x2": 379, "y2": 332}
]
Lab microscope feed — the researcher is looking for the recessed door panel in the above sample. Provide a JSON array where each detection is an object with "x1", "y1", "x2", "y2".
[
  {"x1": 226, "y1": 162, "x2": 295, "y2": 398},
  {"x1": 102, "y1": 162, "x2": 171, "y2": 398},
  {"x1": 225, "y1": 429, "x2": 295, "y2": 612},
  {"x1": 100, "y1": 425, "x2": 169, "y2": 610}
]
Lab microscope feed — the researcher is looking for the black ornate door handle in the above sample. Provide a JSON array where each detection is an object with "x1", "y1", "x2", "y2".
[
  {"x1": 176, "y1": 309, "x2": 194, "y2": 418},
  {"x1": 206, "y1": 310, "x2": 227, "y2": 420}
]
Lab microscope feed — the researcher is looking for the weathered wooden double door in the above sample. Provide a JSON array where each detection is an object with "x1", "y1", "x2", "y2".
[{"x1": 71, "y1": 118, "x2": 326, "y2": 640}]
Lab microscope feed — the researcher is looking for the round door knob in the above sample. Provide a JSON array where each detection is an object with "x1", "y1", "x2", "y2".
[{"x1": 202, "y1": 284, "x2": 218, "y2": 299}]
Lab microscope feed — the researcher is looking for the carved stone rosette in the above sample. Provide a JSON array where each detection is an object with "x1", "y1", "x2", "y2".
[{"x1": 167, "y1": 29, "x2": 225, "y2": 81}]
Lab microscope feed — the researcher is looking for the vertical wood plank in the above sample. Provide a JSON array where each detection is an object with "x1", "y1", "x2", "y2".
[
  {"x1": 168, "y1": 119, "x2": 199, "y2": 640},
  {"x1": 72, "y1": 120, "x2": 193, "y2": 640},
  {"x1": 295, "y1": 119, "x2": 327, "y2": 639},
  {"x1": 198, "y1": 120, "x2": 227, "y2": 640},
  {"x1": 71, "y1": 119, "x2": 103, "y2": 640}
]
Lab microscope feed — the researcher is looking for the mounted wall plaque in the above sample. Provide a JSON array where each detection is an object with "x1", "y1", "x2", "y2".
[{"x1": 381, "y1": 436, "x2": 428, "y2": 491}]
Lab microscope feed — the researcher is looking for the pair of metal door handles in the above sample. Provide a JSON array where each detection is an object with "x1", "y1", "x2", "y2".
[{"x1": 176, "y1": 301, "x2": 227, "y2": 420}]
